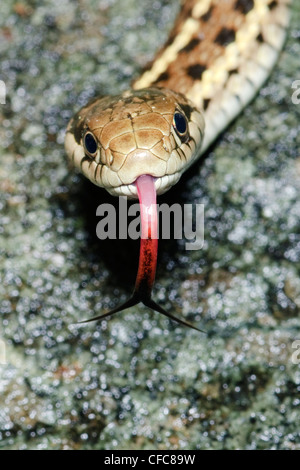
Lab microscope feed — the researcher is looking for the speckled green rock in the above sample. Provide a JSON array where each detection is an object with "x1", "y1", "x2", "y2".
[{"x1": 0, "y1": 0, "x2": 299, "y2": 450}]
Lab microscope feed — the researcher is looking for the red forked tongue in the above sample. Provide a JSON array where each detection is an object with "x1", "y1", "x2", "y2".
[
  {"x1": 134, "y1": 174, "x2": 158, "y2": 299},
  {"x1": 81, "y1": 175, "x2": 202, "y2": 332}
]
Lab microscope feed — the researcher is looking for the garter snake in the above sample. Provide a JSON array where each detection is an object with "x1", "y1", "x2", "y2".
[{"x1": 65, "y1": 0, "x2": 291, "y2": 329}]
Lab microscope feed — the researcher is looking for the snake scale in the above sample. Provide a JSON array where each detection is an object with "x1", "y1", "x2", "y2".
[{"x1": 65, "y1": 0, "x2": 291, "y2": 330}]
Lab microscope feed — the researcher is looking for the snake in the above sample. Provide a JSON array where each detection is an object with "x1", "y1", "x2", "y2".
[{"x1": 65, "y1": 0, "x2": 291, "y2": 330}]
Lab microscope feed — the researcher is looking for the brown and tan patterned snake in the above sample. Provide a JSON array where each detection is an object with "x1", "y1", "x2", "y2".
[{"x1": 65, "y1": 0, "x2": 291, "y2": 330}]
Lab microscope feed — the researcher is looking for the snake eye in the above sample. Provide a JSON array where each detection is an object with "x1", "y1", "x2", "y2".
[
  {"x1": 173, "y1": 112, "x2": 188, "y2": 140},
  {"x1": 83, "y1": 131, "x2": 98, "y2": 157}
]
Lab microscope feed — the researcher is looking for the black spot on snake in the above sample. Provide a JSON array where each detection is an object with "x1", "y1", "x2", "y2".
[
  {"x1": 203, "y1": 98, "x2": 210, "y2": 111},
  {"x1": 179, "y1": 37, "x2": 201, "y2": 53},
  {"x1": 214, "y1": 27, "x2": 236, "y2": 47},
  {"x1": 234, "y1": 0, "x2": 254, "y2": 14},
  {"x1": 269, "y1": 0, "x2": 278, "y2": 9},
  {"x1": 228, "y1": 68, "x2": 239, "y2": 77},
  {"x1": 69, "y1": 115, "x2": 85, "y2": 145},
  {"x1": 201, "y1": 6, "x2": 214, "y2": 22},
  {"x1": 178, "y1": 103, "x2": 192, "y2": 120},
  {"x1": 154, "y1": 71, "x2": 170, "y2": 83},
  {"x1": 257, "y1": 32, "x2": 264, "y2": 43},
  {"x1": 186, "y1": 63, "x2": 206, "y2": 79}
]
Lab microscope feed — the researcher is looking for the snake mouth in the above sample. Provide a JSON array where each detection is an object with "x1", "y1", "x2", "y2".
[
  {"x1": 106, "y1": 171, "x2": 183, "y2": 198},
  {"x1": 108, "y1": 173, "x2": 182, "y2": 198}
]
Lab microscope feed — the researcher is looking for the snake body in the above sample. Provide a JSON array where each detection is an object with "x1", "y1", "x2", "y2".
[{"x1": 65, "y1": 0, "x2": 290, "y2": 328}]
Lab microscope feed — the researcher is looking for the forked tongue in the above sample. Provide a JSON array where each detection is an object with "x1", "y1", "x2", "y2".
[
  {"x1": 81, "y1": 175, "x2": 202, "y2": 331},
  {"x1": 134, "y1": 174, "x2": 158, "y2": 300}
]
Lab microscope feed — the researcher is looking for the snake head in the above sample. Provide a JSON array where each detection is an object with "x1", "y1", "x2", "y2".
[{"x1": 65, "y1": 87, "x2": 204, "y2": 198}]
